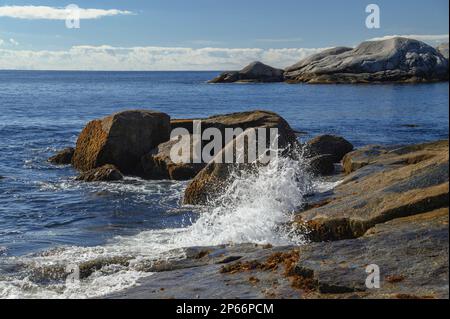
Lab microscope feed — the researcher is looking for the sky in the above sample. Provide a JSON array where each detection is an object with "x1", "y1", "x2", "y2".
[{"x1": 0, "y1": 0, "x2": 449, "y2": 70}]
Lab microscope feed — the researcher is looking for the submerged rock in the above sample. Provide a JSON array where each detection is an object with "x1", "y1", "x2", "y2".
[
  {"x1": 295, "y1": 140, "x2": 449, "y2": 241},
  {"x1": 305, "y1": 135, "x2": 354, "y2": 163},
  {"x1": 209, "y1": 61, "x2": 285, "y2": 83},
  {"x1": 76, "y1": 164, "x2": 123, "y2": 182},
  {"x1": 72, "y1": 110, "x2": 170, "y2": 175},
  {"x1": 285, "y1": 37, "x2": 449, "y2": 83},
  {"x1": 48, "y1": 147, "x2": 74, "y2": 165}
]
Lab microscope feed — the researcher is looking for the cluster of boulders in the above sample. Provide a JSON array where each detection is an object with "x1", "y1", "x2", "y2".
[
  {"x1": 49, "y1": 109, "x2": 356, "y2": 205},
  {"x1": 209, "y1": 37, "x2": 449, "y2": 84}
]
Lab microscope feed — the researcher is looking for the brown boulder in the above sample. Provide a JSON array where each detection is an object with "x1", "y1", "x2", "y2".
[
  {"x1": 306, "y1": 135, "x2": 354, "y2": 163},
  {"x1": 48, "y1": 147, "x2": 75, "y2": 165},
  {"x1": 76, "y1": 164, "x2": 123, "y2": 182},
  {"x1": 72, "y1": 110, "x2": 170, "y2": 175}
]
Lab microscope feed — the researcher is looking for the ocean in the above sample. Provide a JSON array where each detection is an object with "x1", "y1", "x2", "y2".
[{"x1": 0, "y1": 70, "x2": 448, "y2": 298}]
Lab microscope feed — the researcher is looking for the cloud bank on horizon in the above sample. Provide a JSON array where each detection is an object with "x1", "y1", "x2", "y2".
[
  {"x1": 1, "y1": 33, "x2": 449, "y2": 71},
  {"x1": 0, "y1": 45, "x2": 326, "y2": 70},
  {"x1": 0, "y1": 5, "x2": 132, "y2": 20}
]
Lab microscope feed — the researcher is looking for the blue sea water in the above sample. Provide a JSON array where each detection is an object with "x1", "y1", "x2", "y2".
[{"x1": 0, "y1": 71, "x2": 448, "y2": 297}]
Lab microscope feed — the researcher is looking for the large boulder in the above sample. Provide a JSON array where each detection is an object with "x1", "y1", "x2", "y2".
[
  {"x1": 295, "y1": 140, "x2": 449, "y2": 241},
  {"x1": 76, "y1": 164, "x2": 123, "y2": 182},
  {"x1": 285, "y1": 37, "x2": 449, "y2": 83},
  {"x1": 209, "y1": 61, "x2": 285, "y2": 83},
  {"x1": 183, "y1": 111, "x2": 298, "y2": 205},
  {"x1": 305, "y1": 135, "x2": 354, "y2": 163},
  {"x1": 48, "y1": 147, "x2": 74, "y2": 165},
  {"x1": 72, "y1": 110, "x2": 170, "y2": 175}
]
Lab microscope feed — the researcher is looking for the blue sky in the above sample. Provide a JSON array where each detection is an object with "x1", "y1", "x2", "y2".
[{"x1": 0, "y1": 0, "x2": 448, "y2": 70}]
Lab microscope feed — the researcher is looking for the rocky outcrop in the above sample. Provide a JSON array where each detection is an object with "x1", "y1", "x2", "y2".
[
  {"x1": 209, "y1": 61, "x2": 285, "y2": 83},
  {"x1": 76, "y1": 164, "x2": 123, "y2": 182},
  {"x1": 285, "y1": 37, "x2": 449, "y2": 83},
  {"x1": 437, "y1": 43, "x2": 449, "y2": 59},
  {"x1": 72, "y1": 110, "x2": 170, "y2": 175},
  {"x1": 293, "y1": 208, "x2": 449, "y2": 298},
  {"x1": 48, "y1": 147, "x2": 74, "y2": 165},
  {"x1": 295, "y1": 140, "x2": 449, "y2": 241},
  {"x1": 305, "y1": 135, "x2": 354, "y2": 163}
]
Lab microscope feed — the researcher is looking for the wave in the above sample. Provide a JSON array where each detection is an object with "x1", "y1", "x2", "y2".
[{"x1": 0, "y1": 151, "x2": 322, "y2": 299}]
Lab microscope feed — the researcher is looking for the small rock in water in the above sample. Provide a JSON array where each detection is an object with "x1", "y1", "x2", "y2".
[
  {"x1": 48, "y1": 147, "x2": 74, "y2": 165},
  {"x1": 76, "y1": 164, "x2": 123, "y2": 182}
]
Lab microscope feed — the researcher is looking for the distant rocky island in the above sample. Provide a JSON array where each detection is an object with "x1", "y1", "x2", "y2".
[{"x1": 209, "y1": 37, "x2": 449, "y2": 84}]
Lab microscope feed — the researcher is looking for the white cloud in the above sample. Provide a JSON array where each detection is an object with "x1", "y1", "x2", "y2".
[
  {"x1": 0, "y1": 38, "x2": 4, "y2": 46},
  {"x1": 368, "y1": 34, "x2": 449, "y2": 45},
  {"x1": 0, "y1": 5, "x2": 132, "y2": 20},
  {"x1": 0, "y1": 45, "x2": 325, "y2": 71},
  {"x1": 9, "y1": 38, "x2": 19, "y2": 46}
]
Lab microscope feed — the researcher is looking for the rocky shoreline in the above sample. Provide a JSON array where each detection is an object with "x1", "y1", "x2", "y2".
[
  {"x1": 105, "y1": 139, "x2": 448, "y2": 299},
  {"x1": 209, "y1": 37, "x2": 449, "y2": 84},
  {"x1": 47, "y1": 107, "x2": 449, "y2": 299}
]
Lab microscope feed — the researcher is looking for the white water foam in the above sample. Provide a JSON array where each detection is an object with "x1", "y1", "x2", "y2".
[{"x1": 0, "y1": 152, "x2": 318, "y2": 299}]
